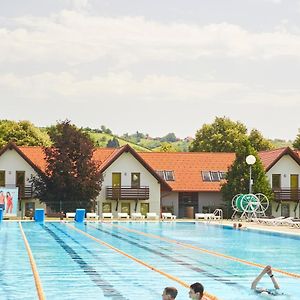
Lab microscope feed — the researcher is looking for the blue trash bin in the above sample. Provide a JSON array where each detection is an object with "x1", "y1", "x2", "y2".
[
  {"x1": 34, "y1": 208, "x2": 45, "y2": 222},
  {"x1": 0, "y1": 208, "x2": 3, "y2": 222},
  {"x1": 75, "y1": 209, "x2": 85, "y2": 223}
]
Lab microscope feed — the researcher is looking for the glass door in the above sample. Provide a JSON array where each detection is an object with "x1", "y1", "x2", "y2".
[
  {"x1": 121, "y1": 202, "x2": 130, "y2": 214},
  {"x1": 140, "y1": 203, "x2": 149, "y2": 215}
]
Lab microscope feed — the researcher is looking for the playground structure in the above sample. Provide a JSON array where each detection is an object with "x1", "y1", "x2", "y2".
[{"x1": 231, "y1": 193, "x2": 269, "y2": 220}]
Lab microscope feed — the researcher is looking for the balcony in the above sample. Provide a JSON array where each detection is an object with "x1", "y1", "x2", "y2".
[
  {"x1": 273, "y1": 188, "x2": 300, "y2": 202},
  {"x1": 106, "y1": 186, "x2": 150, "y2": 200}
]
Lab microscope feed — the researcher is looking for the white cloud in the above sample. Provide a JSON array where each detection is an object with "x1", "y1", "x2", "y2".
[{"x1": 1, "y1": 11, "x2": 300, "y2": 69}]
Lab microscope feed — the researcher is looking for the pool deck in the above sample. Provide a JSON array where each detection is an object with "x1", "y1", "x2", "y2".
[
  {"x1": 208, "y1": 219, "x2": 300, "y2": 236},
  {"x1": 3, "y1": 218, "x2": 300, "y2": 237}
]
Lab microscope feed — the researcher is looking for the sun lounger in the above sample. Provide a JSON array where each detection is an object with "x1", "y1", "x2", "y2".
[
  {"x1": 86, "y1": 213, "x2": 98, "y2": 220},
  {"x1": 66, "y1": 212, "x2": 76, "y2": 219},
  {"x1": 131, "y1": 212, "x2": 145, "y2": 220},
  {"x1": 117, "y1": 212, "x2": 130, "y2": 219},
  {"x1": 195, "y1": 213, "x2": 215, "y2": 220},
  {"x1": 161, "y1": 212, "x2": 176, "y2": 220},
  {"x1": 255, "y1": 216, "x2": 285, "y2": 225},
  {"x1": 102, "y1": 213, "x2": 113, "y2": 219},
  {"x1": 146, "y1": 212, "x2": 159, "y2": 220}
]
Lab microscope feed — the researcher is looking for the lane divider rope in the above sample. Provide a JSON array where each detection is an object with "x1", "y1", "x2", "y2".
[
  {"x1": 65, "y1": 223, "x2": 218, "y2": 300},
  {"x1": 19, "y1": 222, "x2": 46, "y2": 300},
  {"x1": 110, "y1": 223, "x2": 300, "y2": 280}
]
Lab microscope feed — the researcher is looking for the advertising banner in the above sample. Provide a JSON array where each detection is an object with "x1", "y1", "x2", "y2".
[{"x1": 0, "y1": 187, "x2": 19, "y2": 217}]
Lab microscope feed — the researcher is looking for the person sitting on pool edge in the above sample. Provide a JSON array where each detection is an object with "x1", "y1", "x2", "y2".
[
  {"x1": 162, "y1": 287, "x2": 178, "y2": 300},
  {"x1": 251, "y1": 265, "x2": 281, "y2": 296},
  {"x1": 189, "y1": 282, "x2": 204, "y2": 300}
]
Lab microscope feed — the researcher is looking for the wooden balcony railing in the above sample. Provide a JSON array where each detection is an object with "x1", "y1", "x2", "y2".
[
  {"x1": 106, "y1": 186, "x2": 150, "y2": 200},
  {"x1": 18, "y1": 185, "x2": 34, "y2": 199},
  {"x1": 273, "y1": 188, "x2": 300, "y2": 202}
]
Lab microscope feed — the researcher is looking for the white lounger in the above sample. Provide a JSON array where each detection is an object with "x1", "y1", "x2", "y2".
[
  {"x1": 118, "y1": 212, "x2": 130, "y2": 219},
  {"x1": 146, "y1": 212, "x2": 159, "y2": 220},
  {"x1": 162, "y1": 212, "x2": 176, "y2": 220},
  {"x1": 66, "y1": 212, "x2": 76, "y2": 219},
  {"x1": 131, "y1": 212, "x2": 145, "y2": 220},
  {"x1": 86, "y1": 213, "x2": 98, "y2": 220},
  {"x1": 102, "y1": 213, "x2": 113, "y2": 219},
  {"x1": 195, "y1": 213, "x2": 215, "y2": 220}
]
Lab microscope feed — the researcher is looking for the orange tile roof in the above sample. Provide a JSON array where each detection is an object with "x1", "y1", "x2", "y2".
[
  {"x1": 258, "y1": 147, "x2": 300, "y2": 171},
  {"x1": 258, "y1": 148, "x2": 287, "y2": 170},
  {"x1": 139, "y1": 152, "x2": 236, "y2": 192},
  {"x1": 10, "y1": 144, "x2": 300, "y2": 192},
  {"x1": 18, "y1": 146, "x2": 47, "y2": 172}
]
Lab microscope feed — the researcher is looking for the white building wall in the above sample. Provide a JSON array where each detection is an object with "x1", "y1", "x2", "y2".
[
  {"x1": 97, "y1": 152, "x2": 161, "y2": 217},
  {"x1": 198, "y1": 192, "x2": 223, "y2": 213},
  {"x1": 266, "y1": 155, "x2": 300, "y2": 188},
  {"x1": 161, "y1": 192, "x2": 179, "y2": 215},
  {"x1": 0, "y1": 148, "x2": 45, "y2": 217},
  {"x1": 0, "y1": 149, "x2": 37, "y2": 185},
  {"x1": 267, "y1": 155, "x2": 300, "y2": 218}
]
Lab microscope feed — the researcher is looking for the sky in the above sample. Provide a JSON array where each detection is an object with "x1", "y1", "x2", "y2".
[{"x1": 0, "y1": 0, "x2": 300, "y2": 140}]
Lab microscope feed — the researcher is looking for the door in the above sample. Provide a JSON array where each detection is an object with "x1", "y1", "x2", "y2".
[
  {"x1": 281, "y1": 203, "x2": 290, "y2": 217},
  {"x1": 102, "y1": 202, "x2": 112, "y2": 213},
  {"x1": 291, "y1": 175, "x2": 299, "y2": 201},
  {"x1": 16, "y1": 171, "x2": 25, "y2": 197},
  {"x1": 131, "y1": 173, "x2": 140, "y2": 188},
  {"x1": 112, "y1": 173, "x2": 121, "y2": 198},
  {"x1": 121, "y1": 202, "x2": 130, "y2": 214},
  {"x1": 0, "y1": 171, "x2": 5, "y2": 186},
  {"x1": 140, "y1": 203, "x2": 149, "y2": 216}
]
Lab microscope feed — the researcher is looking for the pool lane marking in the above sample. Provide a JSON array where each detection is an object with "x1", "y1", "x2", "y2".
[
  {"x1": 65, "y1": 223, "x2": 218, "y2": 300},
  {"x1": 109, "y1": 223, "x2": 300, "y2": 280},
  {"x1": 19, "y1": 222, "x2": 46, "y2": 300},
  {"x1": 42, "y1": 224, "x2": 128, "y2": 299},
  {"x1": 88, "y1": 223, "x2": 244, "y2": 289}
]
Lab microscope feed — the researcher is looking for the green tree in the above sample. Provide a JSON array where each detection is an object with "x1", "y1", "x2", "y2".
[
  {"x1": 159, "y1": 142, "x2": 177, "y2": 152},
  {"x1": 32, "y1": 120, "x2": 102, "y2": 212},
  {"x1": 106, "y1": 137, "x2": 120, "y2": 148},
  {"x1": 189, "y1": 117, "x2": 248, "y2": 152},
  {"x1": 249, "y1": 129, "x2": 273, "y2": 151},
  {"x1": 161, "y1": 132, "x2": 177, "y2": 143},
  {"x1": 0, "y1": 120, "x2": 51, "y2": 148},
  {"x1": 292, "y1": 129, "x2": 300, "y2": 150},
  {"x1": 221, "y1": 140, "x2": 273, "y2": 215}
]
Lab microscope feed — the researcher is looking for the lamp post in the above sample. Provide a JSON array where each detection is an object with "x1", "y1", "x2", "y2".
[{"x1": 246, "y1": 155, "x2": 256, "y2": 194}]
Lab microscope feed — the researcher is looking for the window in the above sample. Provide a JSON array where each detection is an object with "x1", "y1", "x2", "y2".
[
  {"x1": 131, "y1": 173, "x2": 140, "y2": 188},
  {"x1": 202, "y1": 171, "x2": 211, "y2": 181},
  {"x1": 155, "y1": 170, "x2": 175, "y2": 181},
  {"x1": 0, "y1": 171, "x2": 5, "y2": 186},
  {"x1": 210, "y1": 172, "x2": 220, "y2": 182},
  {"x1": 202, "y1": 171, "x2": 227, "y2": 182},
  {"x1": 164, "y1": 171, "x2": 175, "y2": 181},
  {"x1": 272, "y1": 174, "x2": 281, "y2": 189},
  {"x1": 156, "y1": 171, "x2": 165, "y2": 179},
  {"x1": 218, "y1": 171, "x2": 227, "y2": 180}
]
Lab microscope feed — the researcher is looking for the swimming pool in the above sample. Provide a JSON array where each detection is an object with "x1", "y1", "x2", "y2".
[{"x1": 0, "y1": 221, "x2": 299, "y2": 300}]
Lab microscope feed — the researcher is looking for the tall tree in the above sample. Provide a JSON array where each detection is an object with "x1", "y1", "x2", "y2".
[
  {"x1": 189, "y1": 117, "x2": 248, "y2": 152},
  {"x1": 249, "y1": 129, "x2": 273, "y2": 151},
  {"x1": 0, "y1": 120, "x2": 51, "y2": 148},
  {"x1": 221, "y1": 139, "x2": 273, "y2": 214},
  {"x1": 293, "y1": 129, "x2": 300, "y2": 150},
  {"x1": 32, "y1": 120, "x2": 102, "y2": 212},
  {"x1": 106, "y1": 137, "x2": 120, "y2": 148}
]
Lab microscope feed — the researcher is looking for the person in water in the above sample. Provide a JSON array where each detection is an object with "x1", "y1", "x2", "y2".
[{"x1": 251, "y1": 265, "x2": 281, "y2": 296}]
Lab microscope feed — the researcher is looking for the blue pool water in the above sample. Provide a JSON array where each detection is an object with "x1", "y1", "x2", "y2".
[{"x1": 0, "y1": 221, "x2": 299, "y2": 300}]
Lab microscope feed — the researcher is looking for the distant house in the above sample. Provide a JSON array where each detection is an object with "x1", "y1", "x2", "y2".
[{"x1": 0, "y1": 142, "x2": 299, "y2": 218}]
